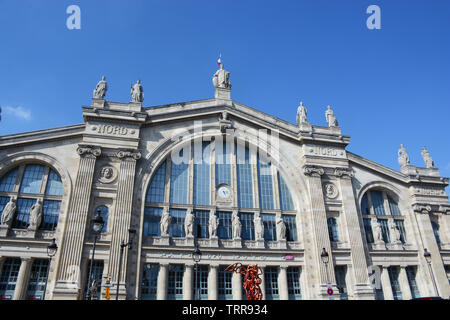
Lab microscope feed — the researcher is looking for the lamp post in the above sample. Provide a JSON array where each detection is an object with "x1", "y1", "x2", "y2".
[
  {"x1": 43, "y1": 238, "x2": 58, "y2": 300},
  {"x1": 115, "y1": 228, "x2": 136, "y2": 300},
  {"x1": 87, "y1": 209, "x2": 105, "y2": 300},
  {"x1": 423, "y1": 249, "x2": 439, "y2": 297},
  {"x1": 192, "y1": 244, "x2": 202, "y2": 300},
  {"x1": 320, "y1": 248, "x2": 331, "y2": 299}
]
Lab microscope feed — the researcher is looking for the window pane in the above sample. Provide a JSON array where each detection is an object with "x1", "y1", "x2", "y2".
[
  {"x1": 143, "y1": 207, "x2": 162, "y2": 236},
  {"x1": 327, "y1": 217, "x2": 340, "y2": 242},
  {"x1": 431, "y1": 221, "x2": 441, "y2": 245},
  {"x1": 168, "y1": 265, "x2": 184, "y2": 300},
  {"x1": 215, "y1": 141, "x2": 232, "y2": 186},
  {"x1": 194, "y1": 210, "x2": 209, "y2": 239},
  {"x1": 193, "y1": 265, "x2": 208, "y2": 300},
  {"x1": 236, "y1": 147, "x2": 254, "y2": 208},
  {"x1": 26, "y1": 259, "x2": 49, "y2": 300},
  {"x1": 193, "y1": 142, "x2": 210, "y2": 206},
  {"x1": 287, "y1": 267, "x2": 302, "y2": 300},
  {"x1": 278, "y1": 174, "x2": 294, "y2": 211},
  {"x1": 379, "y1": 219, "x2": 390, "y2": 243},
  {"x1": 42, "y1": 200, "x2": 61, "y2": 231},
  {"x1": 240, "y1": 212, "x2": 255, "y2": 241},
  {"x1": 83, "y1": 260, "x2": 104, "y2": 300},
  {"x1": 257, "y1": 157, "x2": 274, "y2": 210},
  {"x1": 45, "y1": 169, "x2": 63, "y2": 196},
  {"x1": 394, "y1": 219, "x2": 407, "y2": 243},
  {"x1": 0, "y1": 258, "x2": 21, "y2": 300},
  {"x1": 169, "y1": 209, "x2": 186, "y2": 238},
  {"x1": 370, "y1": 191, "x2": 386, "y2": 215},
  {"x1": 217, "y1": 211, "x2": 232, "y2": 240},
  {"x1": 264, "y1": 267, "x2": 279, "y2": 300},
  {"x1": 387, "y1": 195, "x2": 401, "y2": 216},
  {"x1": 261, "y1": 213, "x2": 276, "y2": 241},
  {"x1": 146, "y1": 162, "x2": 166, "y2": 203},
  {"x1": 169, "y1": 150, "x2": 189, "y2": 205},
  {"x1": 406, "y1": 267, "x2": 420, "y2": 299},
  {"x1": 218, "y1": 267, "x2": 233, "y2": 300},
  {"x1": 20, "y1": 165, "x2": 45, "y2": 194},
  {"x1": 388, "y1": 267, "x2": 402, "y2": 300},
  {"x1": 141, "y1": 264, "x2": 159, "y2": 300},
  {"x1": 282, "y1": 215, "x2": 298, "y2": 241},
  {"x1": 0, "y1": 168, "x2": 18, "y2": 192},
  {"x1": 363, "y1": 218, "x2": 374, "y2": 243},
  {"x1": 12, "y1": 198, "x2": 35, "y2": 229},
  {"x1": 361, "y1": 193, "x2": 370, "y2": 215}
]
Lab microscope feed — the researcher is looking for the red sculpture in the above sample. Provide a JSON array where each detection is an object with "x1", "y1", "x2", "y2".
[{"x1": 226, "y1": 263, "x2": 263, "y2": 300}]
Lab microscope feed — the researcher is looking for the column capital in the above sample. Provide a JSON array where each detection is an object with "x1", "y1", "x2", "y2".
[
  {"x1": 77, "y1": 144, "x2": 101, "y2": 158},
  {"x1": 303, "y1": 165, "x2": 325, "y2": 177},
  {"x1": 412, "y1": 203, "x2": 432, "y2": 214},
  {"x1": 333, "y1": 167, "x2": 354, "y2": 179},
  {"x1": 116, "y1": 149, "x2": 142, "y2": 161}
]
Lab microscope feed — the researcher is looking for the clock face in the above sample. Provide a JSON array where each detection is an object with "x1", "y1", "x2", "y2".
[{"x1": 217, "y1": 185, "x2": 231, "y2": 199}]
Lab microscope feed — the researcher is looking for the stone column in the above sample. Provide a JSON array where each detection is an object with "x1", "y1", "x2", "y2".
[
  {"x1": 107, "y1": 150, "x2": 140, "y2": 300},
  {"x1": 380, "y1": 266, "x2": 394, "y2": 300},
  {"x1": 209, "y1": 265, "x2": 218, "y2": 300},
  {"x1": 302, "y1": 166, "x2": 337, "y2": 298},
  {"x1": 184, "y1": 264, "x2": 194, "y2": 300},
  {"x1": 413, "y1": 206, "x2": 450, "y2": 298},
  {"x1": 232, "y1": 271, "x2": 242, "y2": 300},
  {"x1": 157, "y1": 263, "x2": 168, "y2": 300},
  {"x1": 13, "y1": 257, "x2": 33, "y2": 300},
  {"x1": 54, "y1": 145, "x2": 101, "y2": 299},
  {"x1": 335, "y1": 168, "x2": 375, "y2": 299},
  {"x1": 278, "y1": 266, "x2": 289, "y2": 300},
  {"x1": 398, "y1": 266, "x2": 412, "y2": 300}
]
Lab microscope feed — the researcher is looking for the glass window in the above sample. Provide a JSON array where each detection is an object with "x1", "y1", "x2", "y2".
[
  {"x1": 12, "y1": 198, "x2": 35, "y2": 229},
  {"x1": 42, "y1": 200, "x2": 61, "y2": 231},
  {"x1": 388, "y1": 266, "x2": 402, "y2": 300},
  {"x1": 218, "y1": 267, "x2": 233, "y2": 300},
  {"x1": 143, "y1": 207, "x2": 162, "y2": 236},
  {"x1": 0, "y1": 167, "x2": 18, "y2": 192},
  {"x1": 169, "y1": 150, "x2": 189, "y2": 205},
  {"x1": 261, "y1": 213, "x2": 276, "y2": 241},
  {"x1": 278, "y1": 174, "x2": 294, "y2": 211},
  {"x1": 361, "y1": 193, "x2": 370, "y2": 215},
  {"x1": 282, "y1": 215, "x2": 298, "y2": 242},
  {"x1": 169, "y1": 209, "x2": 186, "y2": 238},
  {"x1": 334, "y1": 266, "x2": 348, "y2": 300},
  {"x1": 0, "y1": 258, "x2": 21, "y2": 300},
  {"x1": 394, "y1": 219, "x2": 407, "y2": 243},
  {"x1": 193, "y1": 142, "x2": 211, "y2": 206},
  {"x1": 379, "y1": 219, "x2": 390, "y2": 243},
  {"x1": 141, "y1": 264, "x2": 159, "y2": 300},
  {"x1": 240, "y1": 212, "x2": 255, "y2": 241},
  {"x1": 287, "y1": 267, "x2": 302, "y2": 300},
  {"x1": 405, "y1": 267, "x2": 420, "y2": 299},
  {"x1": 431, "y1": 221, "x2": 441, "y2": 245},
  {"x1": 83, "y1": 260, "x2": 104, "y2": 300},
  {"x1": 387, "y1": 195, "x2": 401, "y2": 216},
  {"x1": 215, "y1": 141, "x2": 232, "y2": 186},
  {"x1": 0, "y1": 197, "x2": 10, "y2": 222},
  {"x1": 194, "y1": 210, "x2": 209, "y2": 239},
  {"x1": 167, "y1": 264, "x2": 184, "y2": 300},
  {"x1": 327, "y1": 217, "x2": 340, "y2": 242},
  {"x1": 236, "y1": 147, "x2": 254, "y2": 208},
  {"x1": 217, "y1": 211, "x2": 232, "y2": 240},
  {"x1": 363, "y1": 218, "x2": 374, "y2": 243},
  {"x1": 146, "y1": 162, "x2": 166, "y2": 203},
  {"x1": 370, "y1": 191, "x2": 386, "y2": 215},
  {"x1": 257, "y1": 157, "x2": 274, "y2": 210},
  {"x1": 19, "y1": 165, "x2": 45, "y2": 194},
  {"x1": 25, "y1": 259, "x2": 49, "y2": 300},
  {"x1": 264, "y1": 267, "x2": 279, "y2": 300},
  {"x1": 194, "y1": 265, "x2": 208, "y2": 300},
  {"x1": 45, "y1": 169, "x2": 63, "y2": 196}
]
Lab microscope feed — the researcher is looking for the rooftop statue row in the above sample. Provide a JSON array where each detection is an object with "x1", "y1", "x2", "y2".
[
  {"x1": 296, "y1": 101, "x2": 338, "y2": 128},
  {"x1": 398, "y1": 144, "x2": 435, "y2": 169},
  {"x1": 93, "y1": 76, "x2": 144, "y2": 103}
]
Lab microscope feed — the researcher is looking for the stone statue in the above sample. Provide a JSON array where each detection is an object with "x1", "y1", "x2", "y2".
[
  {"x1": 208, "y1": 210, "x2": 219, "y2": 238},
  {"x1": 421, "y1": 146, "x2": 434, "y2": 168},
  {"x1": 212, "y1": 64, "x2": 231, "y2": 89},
  {"x1": 160, "y1": 207, "x2": 171, "y2": 236},
  {"x1": 388, "y1": 219, "x2": 402, "y2": 244},
  {"x1": 184, "y1": 208, "x2": 195, "y2": 237},
  {"x1": 93, "y1": 76, "x2": 107, "y2": 99},
  {"x1": 276, "y1": 213, "x2": 286, "y2": 241},
  {"x1": 1, "y1": 197, "x2": 16, "y2": 226},
  {"x1": 28, "y1": 199, "x2": 43, "y2": 230},
  {"x1": 231, "y1": 210, "x2": 241, "y2": 239},
  {"x1": 325, "y1": 105, "x2": 338, "y2": 127},
  {"x1": 131, "y1": 80, "x2": 144, "y2": 103},
  {"x1": 371, "y1": 217, "x2": 384, "y2": 244},
  {"x1": 254, "y1": 212, "x2": 264, "y2": 241},
  {"x1": 296, "y1": 101, "x2": 307, "y2": 125},
  {"x1": 398, "y1": 144, "x2": 410, "y2": 167}
]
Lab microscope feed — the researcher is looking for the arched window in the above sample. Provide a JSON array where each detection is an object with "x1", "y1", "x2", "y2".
[
  {"x1": 0, "y1": 164, "x2": 63, "y2": 231},
  {"x1": 360, "y1": 189, "x2": 407, "y2": 244},
  {"x1": 95, "y1": 205, "x2": 109, "y2": 233},
  {"x1": 143, "y1": 141, "x2": 297, "y2": 242},
  {"x1": 431, "y1": 221, "x2": 441, "y2": 245}
]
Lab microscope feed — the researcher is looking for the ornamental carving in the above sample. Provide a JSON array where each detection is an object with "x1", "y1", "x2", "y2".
[
  {"x1": 98, "y1": 166, "x2": 117, "y2": 184},
  {"x1": 334, "y1": 167, "x2": 353, "y2": 179},
  {"x1": 303, "y1": 165, "x2": 325, "y2": 177},
  {"x1": 323, "y1": 183, "x2": 339, "y2": 199},
  {"x1": 77, "y1": 145, "x2": 101, "y2": 157},
  {"x1": 116, "y1": 150, "x2": 141, "y2": 160},
  {"x1": 412, "y1": 204, "x2": 432, "y2": 214}
]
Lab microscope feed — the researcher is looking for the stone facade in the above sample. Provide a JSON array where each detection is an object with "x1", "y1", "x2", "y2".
[{"x1": 0, "y1": 68, "x2": 449, "y2": 300}]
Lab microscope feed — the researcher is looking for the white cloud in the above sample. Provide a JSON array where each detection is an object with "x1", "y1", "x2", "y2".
[{"x1": 3, "y1": 106, "x2": 31, "y2": 121}]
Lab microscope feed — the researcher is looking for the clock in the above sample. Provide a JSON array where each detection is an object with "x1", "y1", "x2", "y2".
[{"x1": 216, "y1": 184, "x2": 232, "y2": 204}]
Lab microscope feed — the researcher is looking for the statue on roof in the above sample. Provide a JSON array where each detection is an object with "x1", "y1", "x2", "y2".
[
  {"x1": 421, "y1": 146, "x2": 434, "y2": 168},
  {"x1": 296, "y1": 101, "x2": 307, "y2": 125},
  {"x1": 325, "y1": 105, "x2": 338, "y2": 127},
  {"x1": 131, "y1": 80, "x2": 144, "y2": 103},
  {"x1": 212, "y1": 64, "x2": 232, "y2": 89},
  {"x1": 93, "y1": 76, "x2": 107, "y2": 99},
  {"x1": 398, "y1": 144, "x2": 410, "y2": 167}
]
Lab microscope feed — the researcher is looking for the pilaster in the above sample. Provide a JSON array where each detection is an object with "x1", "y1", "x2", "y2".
[
  {"x1": 156, "y1": 263, "x2": 168, "y2": 300},
  {"x1": 278, "y1": 266, "x2": 289, "y2": 300},
  {"x1": 184, "y1": 264, "x2": 194, "y2": 300},
  {"x1": 208, "y1": 265, "x2": 218, "y2": 300},
  {"x1": 232, "y1": 271, "x2": 242, "y2": 300},
  {"x1": 13, "y1": 257, "x2": 33, "y2": 300}
]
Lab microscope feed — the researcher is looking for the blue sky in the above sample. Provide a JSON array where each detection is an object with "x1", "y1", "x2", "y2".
[{"x1": 0, "y1": 0, "x2": 449, "y2": 186}]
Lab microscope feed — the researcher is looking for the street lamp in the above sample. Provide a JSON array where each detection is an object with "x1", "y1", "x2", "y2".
[
  {"x1": 423, "y1": 249, "x2": 439, "y2": 297},
  {"x1": 192, "y1": 244, "x2": 202, "y2": 300},
  {"x1": 87, "y1": 209, "x2": 105, "y2": 300},
  {"x1": 115, "y1": 228, "x2": 136, "y2": 300},
  {"x1": 43, "y1": 238, "x2": 58, "y2": 300},
  {"x1": 320, "y1": 248, "x2": 331, "y2": 299}
]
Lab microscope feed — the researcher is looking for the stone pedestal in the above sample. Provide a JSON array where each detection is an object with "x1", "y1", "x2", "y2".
[
  {"x1": 158, "y1": 235, "x2": 170, "y2": 246},
  {"x1": 0, "y1": 225, "x2": 9, "y2": 237},
  {"x1": 255, "y1": 239, "x2": 265, "y2": 248},
  {"x1": 209, "y1": 237, "x2": 219, "y2": 248},
  {"x1": 185, "y1": 236, "x2": 195, "y2": 247},
  {"x1": 277, "y1": 240, "x2": 287, "y2": 250},
  {"x1": 372, "y1": 242, "x2": 386, "y2": 250},
  {"x1": 232, "y1": 238, "x2": 242, "y2": 248},
  {"x1": 215, "y1": 88, "x2": 231, "y2": 100}
]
